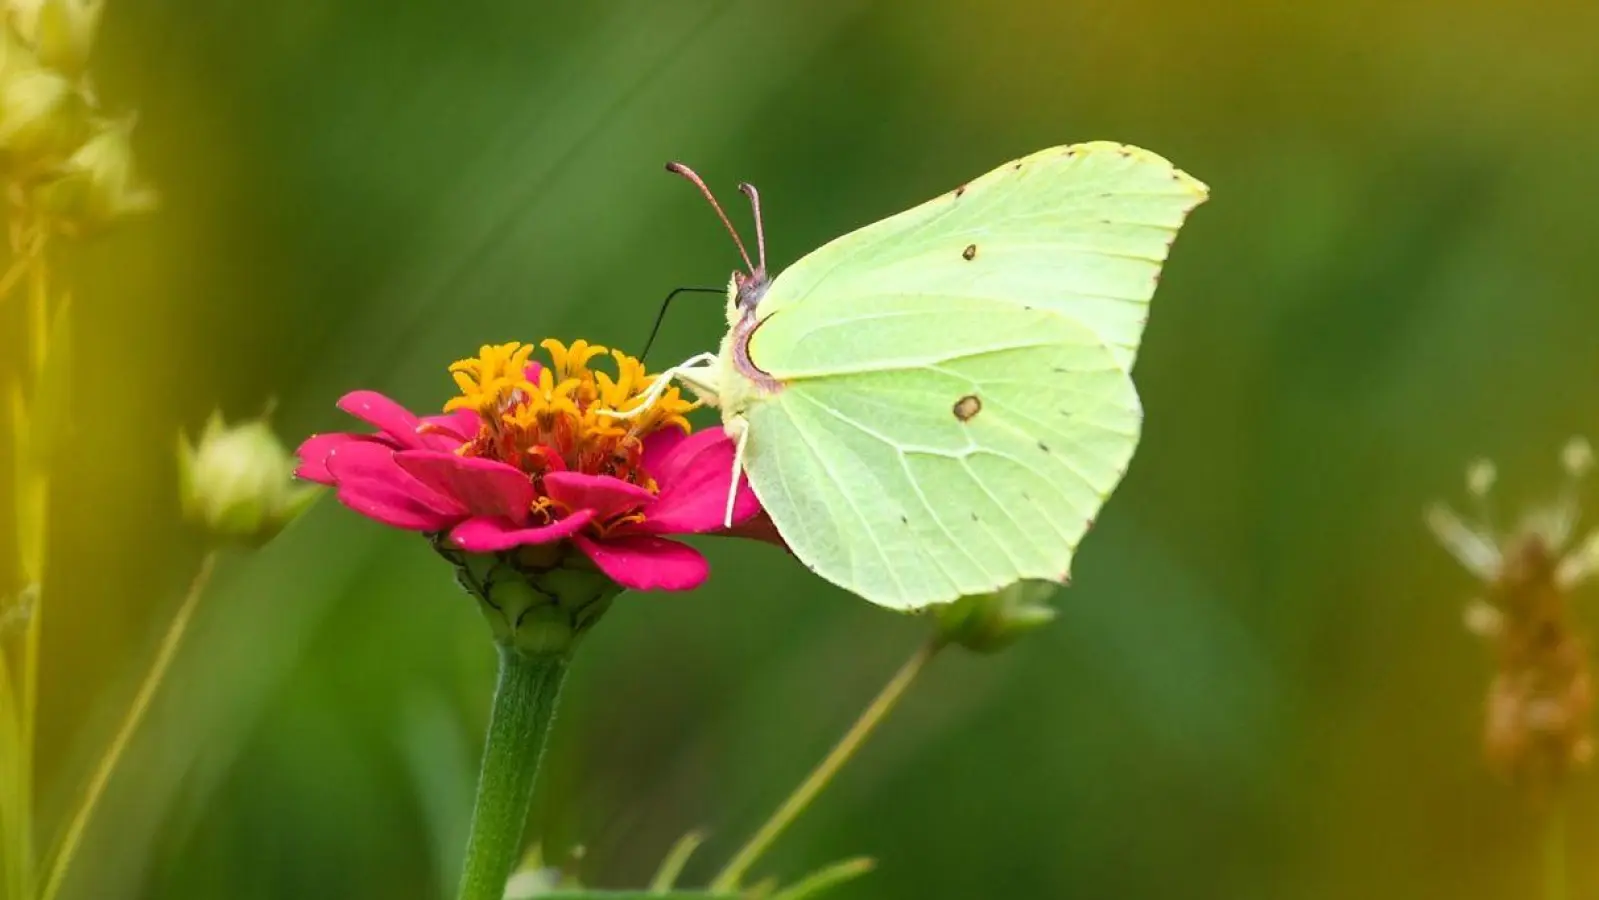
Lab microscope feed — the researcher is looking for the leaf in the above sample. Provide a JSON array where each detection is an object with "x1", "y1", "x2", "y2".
[
  {"x1": 515, "y1": 893, "x2": 740, "y2": 899},
  {"x1": 765, "y1": 858, "x2": 875, "y2": 900},
  {"x1": 27, "y1": 291, "x2": 73, "y2": 466},
  {"x1": 647, "y1": 830, "x2": 706, "y2": 892},
  {"x1": 0, "y1": 629, "x2": 32, "y2": 900}
]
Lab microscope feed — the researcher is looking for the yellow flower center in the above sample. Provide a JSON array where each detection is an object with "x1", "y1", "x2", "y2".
[{"x1": 443, "y1": 339, "x2": 698, "y2": 499}]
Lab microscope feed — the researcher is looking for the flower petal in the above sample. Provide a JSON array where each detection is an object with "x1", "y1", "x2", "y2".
[
  {"x1": 723, "y1": 509, "x2": 791, "y2": 552},
  {"x1": 543, "y1": 471, "x2": 654, "y2": 522},
  {"x1": 325, "y1": 442, "x2": 465, "y2": 530},
  {"x1": 573, "y1": 534, "x2": 708, "y2": 591},
  {"x1": 294, "y1": 432, "x2": 375, "y2": 485},
  {"x1": 640, "y1": 428, "x2": 761, "y2": 534},
  {"x1": 395, "y1": 450, "x2": 534, "y2": 523},
  {"x1": 449, "y1": 509, "x2": 597, "y2": 553},
  {"x1": 337, "y1": 390, "x2": 427, "y2": 449},
  {"x1": 640, "y1": 427, "x2": 688, "y2": 481},
  {"x1": 419, "y1": 408, "x2": 481, "y2": 445}
]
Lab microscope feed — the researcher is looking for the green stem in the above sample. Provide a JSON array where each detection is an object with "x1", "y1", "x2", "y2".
[
  {"x1": 709, "y1": 637, "x2": 944, "y2": 893},
  {"x1": 38, "y1": 553, "x2": 219, "y2": 900},
  {"x1": 455, "y1": 644, "x2": 568, "y2": 900},
  {"x1": 1544, "y1": 799, "x2": 1567, "y2": 900}
]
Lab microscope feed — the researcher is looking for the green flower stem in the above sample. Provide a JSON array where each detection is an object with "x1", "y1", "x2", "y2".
[
  {"x1": 1544, "y1": 799, "x2": 1566, "y2": 900},
  {"x1": 456, "y1": 644, "x2": 569, "y2": 900},
  {"x1": 709, "y1": 636, "x2": 944, "y2": 893},
  {"x1": 39, "y1": 551, "x2": 218, "y2": 900}
]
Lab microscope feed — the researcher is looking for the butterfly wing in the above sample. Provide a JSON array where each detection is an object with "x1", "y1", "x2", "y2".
[
  {"x1": 729, "y1": 143, "x2": 1206, "y2": 609},
  {"x1": 754, "y1": 142, "x2": 1207, "y2": 371},
  {"x1": 738, "y1": 297, "x2": 1140, "y2": 609}
]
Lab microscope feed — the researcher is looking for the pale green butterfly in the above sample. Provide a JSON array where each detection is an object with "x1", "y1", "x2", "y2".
[{"x1": 617, "y1": 143, "x2": 1208, "y2": 610}]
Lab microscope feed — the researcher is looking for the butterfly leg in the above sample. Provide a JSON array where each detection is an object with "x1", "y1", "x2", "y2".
[
  {"x1": 723, "y1": 417, "x2": 750, "y2": 529},
  {"x1": 599, "y1": 352, "x2": 719, "y2": 421}
]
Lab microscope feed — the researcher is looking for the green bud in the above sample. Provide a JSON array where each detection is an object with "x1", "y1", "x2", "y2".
[
  {"x1": 13, "y1": 0, "x2": 103, "y2": 78},
  {"x1": 177, "y1": 410, "x2": 319, "y2": 547},
  {"x1": 0, "y1": 17, "x2": 40, "y2": 78},
  {"x1": 0, "y1": 64, "x2": 90, "y2": 171},
  {"x1": 33, "y1": 115, "x2": 156, "y2": 234},
  {"x1": 933, "y1": 579, "x2": 1060, "y2": 653},
  {"x1": 437, "y1": 541, "x2": 620, "y2": 658}
]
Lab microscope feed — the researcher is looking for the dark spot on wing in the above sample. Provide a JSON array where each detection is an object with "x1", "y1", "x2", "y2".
[
  {"x1": 899, "y1": 515, "x2": 908, "y2": 524},
  {"x1": 962, "y1": 243, "x2": 977, "y2": 261},
  {"x1": 954, "y1": 184, "x2": 967, "y2": 198},
  {"x1": 970, "y1": 512, "x2": 979, "y2": 522},
  {"x1": 953, "y1": 394, "x2": 982, "y2": 422},
  {"x1": 1012, "y1": 162, "x2": 1022, "y2": 171},
  {"x1": 1038, "y1": 441, "x2": 1050, "y2": 453}
]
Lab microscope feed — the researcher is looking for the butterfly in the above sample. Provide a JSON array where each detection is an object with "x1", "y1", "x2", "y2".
[{"x1": 619, "y1": 143, "x2": 1207, "y2": 610}]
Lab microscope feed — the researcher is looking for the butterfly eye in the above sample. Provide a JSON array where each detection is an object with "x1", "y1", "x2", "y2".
[{"x1": 735, "y1": 273, "x2": 769, "y2": 311}]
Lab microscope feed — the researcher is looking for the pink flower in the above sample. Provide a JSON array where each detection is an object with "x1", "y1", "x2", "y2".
[{"x1": 295, "y1": 340, "x2": 769, "y2": 592}]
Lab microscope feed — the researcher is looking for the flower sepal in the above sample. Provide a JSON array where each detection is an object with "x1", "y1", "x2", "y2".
[
  {"x1": 438, "y1": 539, "x2": 621, "y2": 658},
  {"x1": 932, "y1": 579, "x2": 1060, "y2": 653}
]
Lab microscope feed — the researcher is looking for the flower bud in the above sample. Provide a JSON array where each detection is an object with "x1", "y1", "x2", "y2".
[
  {"x1": 933, "y1": 579, "x2": 1060, "y2": 653},
  {"x1": 437, "y1": 541, "x2": 621, "y2": 658},
  {"x1": 9, "y1": 0, "x2": 103, "y2": 78},
  {"x1": 177, "y1": 410, "x2": 319, "y2": 546},
  {"x1": 33, "y1": 115, "x2": 156, "y2": 234},
  {"x1": 0, "y1": 15, "x2": 39, "y2": 77},
  {"x1": 0, "y1": 64, "x2": 89, "y2": 171}
]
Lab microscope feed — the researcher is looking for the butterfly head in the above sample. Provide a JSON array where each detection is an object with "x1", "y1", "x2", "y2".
[
  {"x1": 666, "y1": 161, "x2": 770, "y2": 323},
  {"x1": 728, "y1": 268, "x2": 770, "y2": 322}
]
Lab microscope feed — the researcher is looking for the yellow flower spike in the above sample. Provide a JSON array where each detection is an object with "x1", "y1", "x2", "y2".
[
  {"x1": 609, "y1": 349, "x2": 645, "y2": 398},
  {"x1": 444, "y1": 342, "x2": 535, "y2": 416},
  {"x1": 592, "y1": 369, "x2": 622, "y2": 408},
  {"x1": 541, "y1": 338, "x2": 607, "y2": 381}
]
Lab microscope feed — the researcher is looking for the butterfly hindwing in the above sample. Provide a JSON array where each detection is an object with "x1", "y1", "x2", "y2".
[{"x1": 740, "y1": 297, "x2": 1139, "y2": 609}]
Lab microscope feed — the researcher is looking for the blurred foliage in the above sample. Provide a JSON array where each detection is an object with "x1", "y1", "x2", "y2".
[{"x1": 4, "y1": 0, "x2": 1599, "y2": 898}]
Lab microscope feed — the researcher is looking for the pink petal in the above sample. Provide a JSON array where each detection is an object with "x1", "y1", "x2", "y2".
[
  {"x1": 294, "y1": 432, "x2": 375, "y2": 485},
  {"x1": 449, "y1": 509, "x2": 597, "y2": 552},
  {"x1": 639, "y1": 428, "x2": 760, "y2": 534},
  {"x1": 573, "y1": 534, "x2": 708, "y2": 591},
  {"x1": 524, "y1": 361, "x2": 543, "y2": 382},
  {"x1": 723, "y1": 509, "x2": 792, "y2": 552},
  {"x1": 337, "y1": 390, "x2": 427, "y2": 449},
  {"x1": 419, "y1": 409, "x2": 481, "y2": 445},
  {"x1": 543, "y1": 471, "x2": 654, "y2": 523},
  {"x1": 640, "y1": 427, "x2": 688, "y2": 481},
  {"x1": 395, "y1": 450, "x2": 534, "y2": 523},
  {"x1": 325, "y1": 442, "x2": 466, "y2": 530}
]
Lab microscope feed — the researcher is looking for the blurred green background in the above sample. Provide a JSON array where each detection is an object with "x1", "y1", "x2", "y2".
[{"x1": 9, "y1": 0, "x2": 1599, "y2": 897}]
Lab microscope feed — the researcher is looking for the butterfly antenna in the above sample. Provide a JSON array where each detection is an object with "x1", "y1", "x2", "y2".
[
  {"x1": 737, "y1": 182, "x2": 766, "y2": 273},
  {"x1": 666, "y1": 162, "x2": 755, "y2": 274}
]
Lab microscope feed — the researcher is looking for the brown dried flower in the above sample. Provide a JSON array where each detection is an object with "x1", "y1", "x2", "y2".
[{"x1": 1429, "y1": 438, "x2": 1599, "y2": 800}]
